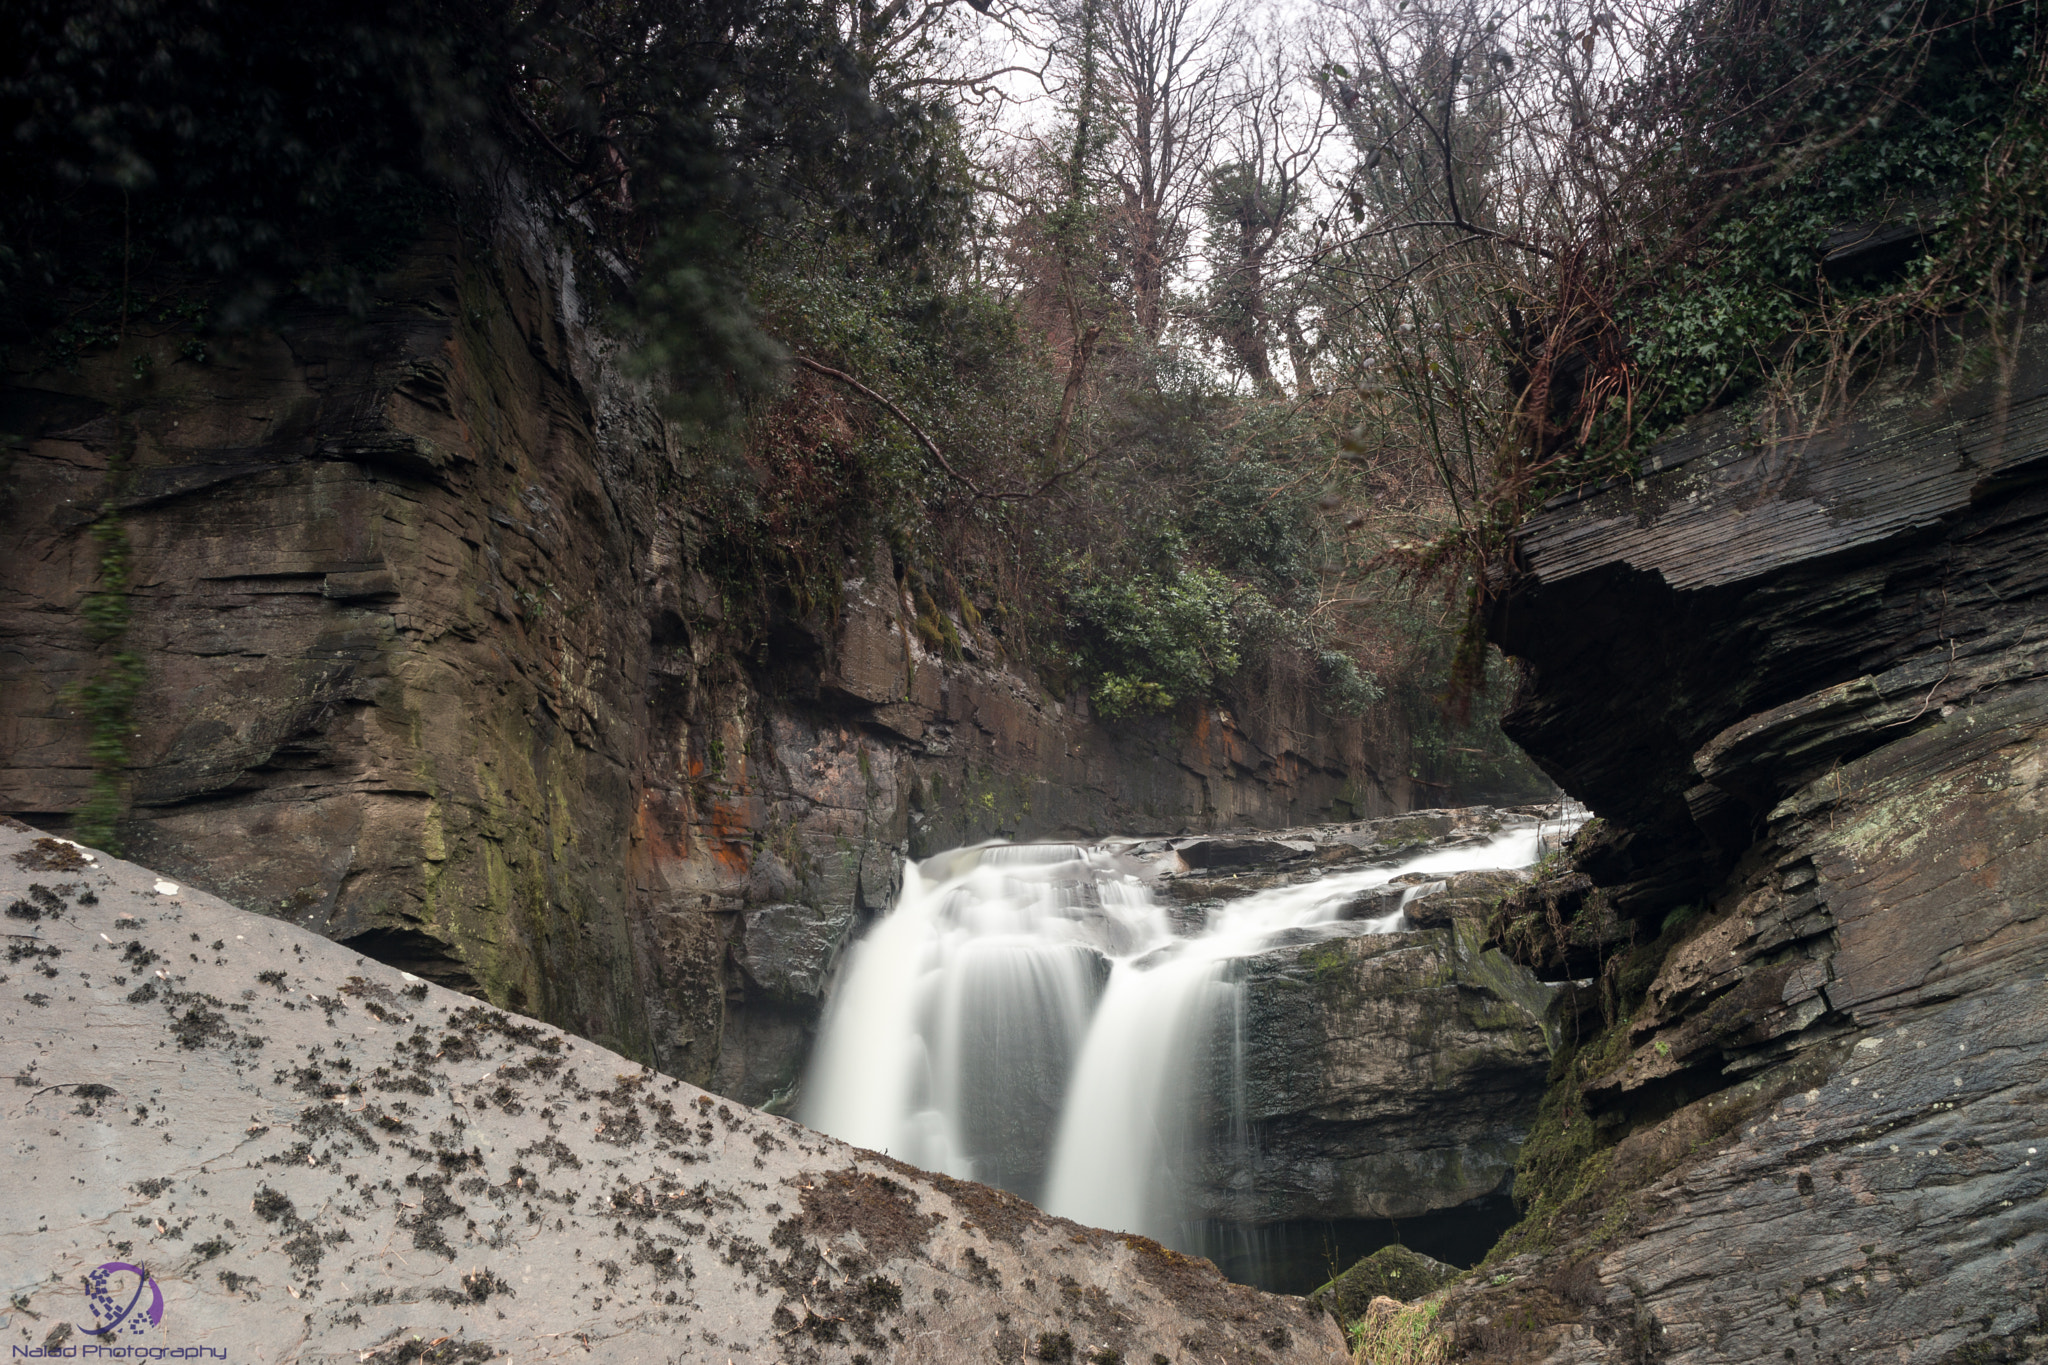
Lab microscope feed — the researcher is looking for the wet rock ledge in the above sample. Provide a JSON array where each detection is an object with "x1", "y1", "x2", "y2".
[{"x1": 0, "y1": 818, "x2": 1342, "y2": 1364}]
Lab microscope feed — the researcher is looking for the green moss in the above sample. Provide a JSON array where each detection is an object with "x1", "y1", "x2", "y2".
[
  {"x1": 1312, "y1": 1245, "x2": 1461, "y2": 1323},
  {"x1": 421, "y1": 799, "x2": 449, "y2": 863},
  {"x1": 67, "y1": 384, "x2": 146, "y2": 853},
  {"x1": 1659, "y1": 902, "x2": 1700, "y2": 935},
  {"x1": 912, "y1": 588, "x2": 961, "y2": 658},
  {"x1": 1299, "y1": 943, "x2": 1351, "y2": 982},
  {"x1": 1484, "y1": 1014, "x2": 1638, "y2": 1263}
]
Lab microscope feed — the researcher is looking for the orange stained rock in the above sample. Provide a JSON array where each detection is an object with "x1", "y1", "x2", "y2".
[
  {"x1": 708, "y1": 801, "x2": 752, "y2": 874},
  {"x1": 633, "y1": 788, "x2": 692, "y2": 862}
]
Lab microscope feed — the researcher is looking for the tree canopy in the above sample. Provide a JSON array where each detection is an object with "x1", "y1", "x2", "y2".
[{"x1": 5, "y1": 0, "x2": 2040, "y2": 749}]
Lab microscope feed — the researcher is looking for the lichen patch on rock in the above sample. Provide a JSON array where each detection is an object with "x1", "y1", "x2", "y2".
[{"x1": 0, "y1": 820, "x2": 1344, "y2": 1363}]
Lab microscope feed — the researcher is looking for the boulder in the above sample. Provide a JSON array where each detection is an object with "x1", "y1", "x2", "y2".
[
  {"x1": 1332, "y1": 884, "x2": 1409, "y2": 922},
  {"x1": 0, "y1": 819, "x2": 1344, "y2": 1364},
  {"x1": 1173, "y1": 838, "x2": 1311, "y2": 871},
  {"x1": 1311, "y1": 1246, "x2": 1461, "y2": 1321},
  {"x1": 1162, "y1": 874, "x2": 1279, "y2": 903},
  {"x1": 734, "y1": 898, "x2": 854, "y2": 1003}
]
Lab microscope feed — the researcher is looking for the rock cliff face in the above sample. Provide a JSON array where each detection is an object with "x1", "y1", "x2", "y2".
[
  {"x1": 0, "y1": 210, "x2": 1479, "y2": 1108},
  {"x1": 0, "y1": 818, "x2": 1344, "y2": 1363},
  {"x1": 1447, "y1": 332, "x2": 2048, "y2": 1361},
  {"x1": 1204, "y1": 914, "x2": 1553, "y2": 1222}
]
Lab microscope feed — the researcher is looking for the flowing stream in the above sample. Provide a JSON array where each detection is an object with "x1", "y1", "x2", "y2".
[{"x1": 800, "y1": 823, "x2": 1557, "y2": 1273}]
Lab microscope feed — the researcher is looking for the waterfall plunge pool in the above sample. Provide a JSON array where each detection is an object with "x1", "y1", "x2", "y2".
[{"x1": 799, "y1": 817, "x2": 1573, "y2": 1294}]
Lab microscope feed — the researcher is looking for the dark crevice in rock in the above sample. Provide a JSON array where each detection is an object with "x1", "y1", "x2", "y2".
[{"x1": 342, "y1": 927, "x2": 485, "y2": 998}]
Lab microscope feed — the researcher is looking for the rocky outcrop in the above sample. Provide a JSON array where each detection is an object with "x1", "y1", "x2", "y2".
[
  {"x1": 0, "y1": 206, "x2": 1530, "y2": 1110},
  {"x1": 1439, "y1": 331, "x2": 2048, "y2": 1359},
  {"x1": 1195, "y1": 917, "x2": 1555, "y2": 1217},
  {"x1": 0, "y1": 817, "x2": 1344, "y2": 1363}
]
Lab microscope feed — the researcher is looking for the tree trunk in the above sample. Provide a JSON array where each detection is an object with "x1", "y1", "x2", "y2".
[{"x1": 1050, "y1": 323, "x2": 1103, "y2": 467}]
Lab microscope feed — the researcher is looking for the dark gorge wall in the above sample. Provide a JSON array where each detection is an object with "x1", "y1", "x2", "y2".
[
  {"x1": 0, "y1": 211, "x2": 1435, "y2": 1108},
  {"x1": 1450, "y1": 330, "x2": 2048, "y2": 1361}
]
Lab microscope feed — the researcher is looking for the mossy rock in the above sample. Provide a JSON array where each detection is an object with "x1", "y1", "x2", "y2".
[{"x1": 1309, "y1": 1245, "x2": 1460, "y2": 1322}]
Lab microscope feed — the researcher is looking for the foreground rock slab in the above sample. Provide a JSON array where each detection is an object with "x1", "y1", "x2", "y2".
[{"x1": 0, "y1": 820, "x2": 1343, "y2": 1364}]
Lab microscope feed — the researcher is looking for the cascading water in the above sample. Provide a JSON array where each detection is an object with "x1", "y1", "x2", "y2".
[
  {"x1": 800, "y1": 842, "x2": 1164, "y2": 1199},
  {"x1": 801, "y1": 820, "x2": 1565, "y2": 1276}
]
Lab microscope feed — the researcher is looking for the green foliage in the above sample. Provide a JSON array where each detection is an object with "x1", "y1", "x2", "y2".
[
  {"x1": 1616, "y1": 0, "x2": 2048, "y2": 437},
  {"x1": 69, "y1": 648, "x2": 144, "y2": 854},
  {"x1": 681, "y1": 222, "x2": 1043, "y2": 614},
  {"x1": 1319, "y1": 651, "x2": 1385, "y2": 717},
  {"x1": 1200, "y1": 159, "x2": 1299, "y2": 391},
  {"x1": 1343, "y1": 1293, "x2": 1449, "y2": 1365},
  {"x1": 1659, "y1": 902, "x2": 1701, "y2": 936},
  {"x1": 633, "y1": 222, "x2": 791, "y2": 428},
  {"x1": 1064, "y1": 556, "x2": 1244, "y2": 717},
  {"x1": 1180, "y1": 439, "x2": 1323, "y2": 596},
  {"x1": 682, "y1": 196, "x2": 1398, "y2": 732},
  {"x1": 1375, "y1": 597, "x2": 1552, "y2": 801},
  {"x1": 0, "y1": 0, "x2": 470, "y2": 332},
  {"x1": 558, "y1": 0, "x2": 974, "y2": 416},
  {"x1": 0, "y1": 0, "x2": 972, "y2": 425},
  {"x1": 0, "y1": 0, "x2": 1491, "y2": 753},
  {"x1": 1309, "y1": 0, "x2": 2046, "y2": 714}
]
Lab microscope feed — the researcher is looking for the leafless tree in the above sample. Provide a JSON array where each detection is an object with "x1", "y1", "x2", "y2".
[
  {"x1": 1200, "y1": 33, "x2": 1339, "y2": 395},
  {"x1": 1094, "y1": 0, "x2": 1234, "y2": 341}
]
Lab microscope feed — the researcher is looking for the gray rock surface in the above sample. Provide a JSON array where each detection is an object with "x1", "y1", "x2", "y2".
[
  {"x1": 0, "y1": 819, "x2": 1343, "y2": 1364},
  {"x1": 1402, "y1": 870, "x2": 1533, "y2": 932},
  {"x1": 735, "y1": 900, "x2": 854, "y2": 1003},
  {"x1": 1436, "y1": 323, "x2": 2048, "y2": 1362},
  {"x1": 1186, "y1": 920, "x2": 1559, "y2": 1224}
]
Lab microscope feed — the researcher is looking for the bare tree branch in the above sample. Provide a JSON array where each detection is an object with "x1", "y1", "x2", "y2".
[
  {"x1": 794, "y1": 355, "x2": 989, "y2": 498},
  {"x1": 795, "y1": 355, "x2": 1094, "y2": 502}
]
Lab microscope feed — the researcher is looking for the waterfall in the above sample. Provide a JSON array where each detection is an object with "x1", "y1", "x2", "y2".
[{"x1": 801, "y1": 822, "x2": 1556, "y2": 1248}]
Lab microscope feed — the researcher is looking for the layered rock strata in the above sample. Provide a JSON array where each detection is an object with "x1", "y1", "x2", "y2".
[
  {"x1": 0, "y1": 209, "x2": 1533, "y2": 1107},
  {"x1": 0, "y1": 818, "x2": 1344, "y2": 1363},
  {"x1": 1443, "y1": 332, "x2": 2048, "y2": 1360}
]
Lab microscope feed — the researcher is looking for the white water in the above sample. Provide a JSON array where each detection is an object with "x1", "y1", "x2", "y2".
[{"x1": 801, "y1": 822, "x2": 1560, "y2": 1247}]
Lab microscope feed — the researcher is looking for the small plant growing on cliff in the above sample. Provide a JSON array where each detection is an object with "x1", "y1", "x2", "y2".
[
  {"x1": 65, "y1": 385, "x2": 146, "y2": 854},
  {"x1": 1321, "y1": 0, "x2": 2048, "y2": 707}
]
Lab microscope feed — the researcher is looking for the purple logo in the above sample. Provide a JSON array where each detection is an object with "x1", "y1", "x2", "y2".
[{"x1": 79, "y1": 1261, "x2": 163, "y2": 1338}]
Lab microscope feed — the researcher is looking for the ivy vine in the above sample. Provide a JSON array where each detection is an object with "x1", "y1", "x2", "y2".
[{"x1": 66, "y1": 393, "x2": 145, "y2": 853}]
